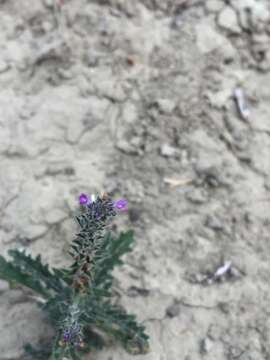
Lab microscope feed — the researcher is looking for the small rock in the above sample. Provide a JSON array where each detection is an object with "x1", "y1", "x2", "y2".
[
  {"x1": 128, "y1": 207, "x2": 141, "y2": 223},
  {"x1": 166, "y1": 303, "x2": 180, "y2": 318},
  {"x1": 0, "y1": 280, "x2": 9, "y2": 293},
  {"x1": 257, "y1": 50, "x2": 270, "y2": 72},
  {"x1": 58, "y1": 68, "x2": 74, "y2": 80},
  {"x1": 264, "y1": 177, "x2": 270, "y2": 191},
  {"x1": 43, "y1": 0, "x2": 54, "y2": 8},
  {"x1": 229, "y1": 266, "x2": 242, "y2": 278},
  {"x1": 44, "y1": 209, "x2": 67, "y2": 224},
  {"x1": 0, "y1": 59, "x2": 9, "y2": 73},
  {"x1": 194, "y1": 273, "x2": 208, "y2": 284},
  {"x1": 206, "y1": 215, "x2": 224, "y2": 231},
  {"x1": 66, "y1": 118, "x2": 84, "y2": 144},
  {"x1": 232, "y1": 0, "x2": 270, "y2": 31},
  {"x1": 42, "y1": 20, "x2": 54, "y2": 33},
  {"x1": 64, "y1": 167, "x2": 75, "y2": 176},
  {"x1": 252, "y1": 33, "x2": 269, "y2": 44},
  {"x1": 122, "y1": 102, "x2": 138, "y2": 124},
  {"x1": 84, "y1": 52, "x2": 99, "y2": 67},
  {"x1": 116, "y1": 139, "x2": 140, "y2": 155},
  {"x1": 250, "y1": 4, "x2": 270, "y2": 31},
  {"x1": 195, "y1": 165, "x2": 224, "y2": 187},
  {"x1": 157, "y1": 99, "x2": 175, "y2": 114},
  {"x1": 160, "y1": 144, "x2": 177, "y2": 157},
  {"x1": 201, "y1": 337, "x2": 213, "y2": 354},
  {"x1": 196, "y1": 21, "x2": 235, "y2": 60},
  {"x1": 125, "y1": 179, "x2": 145, "y2": 203},
  {"x1": 206, "y1": 0, "x2": 224, "y2": 13},
  {"x1": 186, "y1": 188, "x2": 208, "y2": 204},
  {"x1": 103, "y1": 178, "x2": 119, "y2": 195},
  {"x1": 218, "y1": 301, "x2": 230, "y2": 314},
  {"x1": 23, "y1": 224, "x2": 48, "y2": 240},
  {"x1": 196, "y1": 22, "x2": 223, "y2": 54},
  {"x1": 218, "y1": 6, "x2": 241, "y2": 34},
  {"x1": 97, "y1": 81, "x2": 126, "y2": 102},
  {"x1": 130, "y1": 136, "x2": 142, "y2": 149},
  {"x1": 207, "y1": 324, "x2": 222, "y2": 341},
  {"x1": 127, "y1": 286, "x2": 150, "y2": 297},
  {"x1": 19, "y1": 105, "x2": 35, "y2": 120}
]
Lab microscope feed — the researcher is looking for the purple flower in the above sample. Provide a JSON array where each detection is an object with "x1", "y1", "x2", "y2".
[
  {"x1": 63, "y1": 330, "x2": 71, "y2": 342},
  {"x1": 114, "y1": 198, "x2": 128, "y2": 211},
  {"x1": 62, "y1": 323, "x2": 82, "y2": 345},
  {"x1": 79, "y1": 193, "x2": 89, "y2": 205}
]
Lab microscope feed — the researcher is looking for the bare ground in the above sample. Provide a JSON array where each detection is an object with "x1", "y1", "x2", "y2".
[{"x1": 1, "y1": 0, "x2": 270, "y2": 359}]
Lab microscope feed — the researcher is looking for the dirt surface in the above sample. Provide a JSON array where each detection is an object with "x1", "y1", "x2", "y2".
[{"x1": 1, "y1": 0, "x2": 270, "y2": 359}]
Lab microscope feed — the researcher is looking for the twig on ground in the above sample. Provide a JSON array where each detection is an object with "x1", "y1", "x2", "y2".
[
  {"x1": 163, "y1": 177, "x2": 193, "y2": 188},
  {"x1": 234, "y1": 87, "x2": 250, "y2": 121}
]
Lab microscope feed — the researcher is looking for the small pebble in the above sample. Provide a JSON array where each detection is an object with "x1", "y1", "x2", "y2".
[
  {"x1": 0, "y1": 280, "x2": 9, "y2": 293},
  {"x1": 157, "y1": 99, "x2": 175, "y2": 114},
  {"x1": 84, "y1": 52, "x2": 99, "y2": 67},
  {"x1": 127, "y1": 286, "x2": 150, "y2": 297},
  {"x1": 43, "y1": 0, "x2": 54, "y2": 8},
  {"x1": 129, "y1": 207, "x2": 141, "y2": 222},
  {"x1": 160, "y1": 144, "x2": 177, "y2": 157},
  {"x1": 201, "y1": 337, "x2": 213, "y2": 353},
  {"x1": 166, "y1": 303, "x2": 180, "y2": 318},
  {"x1": 229, "y1": 266, "x2": 241, "y2": 278},
  {"x1": 186, "y1": 188, "x2": 208, "y2": 204},
  {"x1": 206, "y1": 0, "x2": 224, "y2": 13},
  {"x1": 217, "y1": 6, "x2": 241, "y2": 34},
  {"x1": 206, "y1": 215, "x2": 224, "y2": 231},
  {"x1": 0, "y1": 60, "x2": 9, "y2": 74}
]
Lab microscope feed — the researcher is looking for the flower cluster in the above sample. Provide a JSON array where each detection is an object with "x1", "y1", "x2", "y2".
[
  {"x1": 79, "y1": 193, "x2": 128, "y2": 213},
  {"x1": 63, "y1": 323, "x2": 82, "y2": 344},
  {"x1": 59, "y1": 322, "x2": 84, "y2": 348},
  {"x1": 0, "y1": 190, "x2": 150, "y2": 359},
  {"x1": 59, "y1": 304, "x2": 84, "y2": 348}
]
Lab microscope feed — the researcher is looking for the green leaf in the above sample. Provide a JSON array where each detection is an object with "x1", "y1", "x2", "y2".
[
  {"x1": 81, "y1": 299, "x2": 149, "y2": 355},
  {"x1": 0, "y1": 254, "x2": 48, "y2": 296},
  {"x1": 49, "y1": 338, "x2": 83, "y2": 360},
  {"x1": 24, "y1": 342, "x2": 52, "y2": 360},
  {"x1": 8, "y1": 250, "x2": 66, "y2": 293},
  {"x1": 94, "y1": 231, "x2": 134, "y2": 290},
  {"x1": 0, "y1": 250, "x2": 68, "y2": 298},
  {"x1": 81, "y1": 327, "x2": 105, "y2": 351},
  {"x1": 70, "y1": 348, "x2": 82, "y2": 360}
]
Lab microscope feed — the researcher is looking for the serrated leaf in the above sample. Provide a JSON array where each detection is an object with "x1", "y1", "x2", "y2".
[
  {"x1": 8, "y1": 250, "x2": 65, "y2": 293},
  {"x1": 81, "y1": 299, "x2": 149, "y2": 355},
  {"x1": 94, "y1": 230, "x2": 134, "y2": 289},
  {"x1": 0, "y1": 255, "x2": 48, "y2": 296}
]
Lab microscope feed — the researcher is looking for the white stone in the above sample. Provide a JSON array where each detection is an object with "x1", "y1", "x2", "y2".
[
  {"x1": 232, "y1": 0, "x2": 270, "y2": 31},
  {"x1": 157, "y1": 98, "x2": 175, "y2": 114},
  {"x1": 0, "y1": 59, "x2": 9, "y2": 73},
  {"x1": 122, "y1": 102, "x2": 138, "y2": 123},
  {"x1": 231, "y1": 0, "x2": 270, "y2": 21},
  {"x1": 97, "y1": 80, "x2": 126, "y2": 102},
  {"x1": 0, "y1": 280, "x2": 9, "y2": 293},
  {"x1": 44, "y1": 208, "x2": 67, "y2": 224},
  {"x1": 206, "y1": 0, "x2": 224, "y2": 13},
  {"x1": 218, "y1": 6, "x2": 241, "y2": 34},
  {"x1": 196, "y1": 21, "x2": 228, "y2": 54},
  {"x1": 201, "y1": 337, "x2": 214, "y2": 353},
  {"x1": 66, "y1": 118, "x2": 84, "y2": 144},
  {"x1": 43, "y1": 0, "x2": 54, "y2": 8},
  {"x1": 160, "y1": 144, "x2": 177, "y2": 157},
  {"x1": 22, "y1": 224, "x2": 48, "y2": 240},
  {"x1": 116, "y1": 139, "x2": 140, "y2": 155}
]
